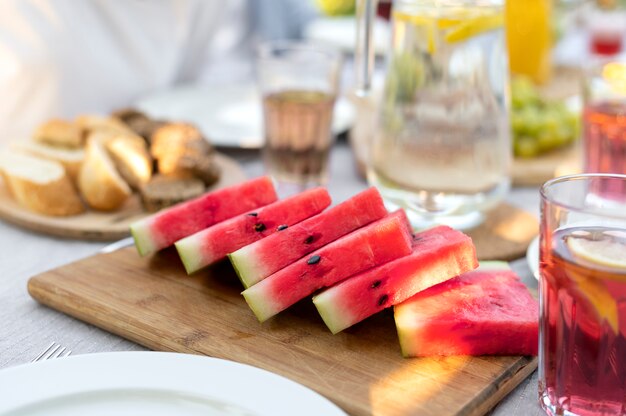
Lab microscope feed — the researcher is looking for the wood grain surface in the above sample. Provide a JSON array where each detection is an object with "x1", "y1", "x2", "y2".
[
  {"x1": 466, "y1": 202, "x2": 538, "y2": 262},
  {"x1": 28, "y1": 246, "x2": 537, "y2": 416},
  {"x1": 0, "y1": 153, "x2": 246, "y2": 241}
]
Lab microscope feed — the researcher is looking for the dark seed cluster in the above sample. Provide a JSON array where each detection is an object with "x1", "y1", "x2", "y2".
[
  {"x1": 247, "y1": 212, "x2": 258, "y2": 217},
  {"x1": 304, "y1": 235, "x2": 315, "y2": 244},
  {"x1": 254, "y1": 223, "x2": 266, "y2": 232},
  {"x1": 277, "y1": 224, "x2": 288, "y2": 231},
  {"x1": 371, "y1": 280, "x2": 381, "y2": 289}
]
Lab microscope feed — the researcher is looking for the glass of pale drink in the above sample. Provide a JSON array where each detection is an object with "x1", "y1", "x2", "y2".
[{"x1": 256, "y1": 41, "x2": 342, "y2": 193}]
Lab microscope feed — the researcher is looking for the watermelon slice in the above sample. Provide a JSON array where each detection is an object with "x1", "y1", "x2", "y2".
[
  {"x1": 242, "y1": 210, "x2": 413, "y2": 322},
  {"x1": 230, "y1": 187, "x2": 388, "y2": 288},
  {"x1": 130, "y1": 176, "x2": 277, "y2": 257},
  {"x1": 312, "y1": 225, "x2": 478, "y2": 334},
  {"x1": 175, "y1": 188, "x2": 331, "y2": 274},
  {"x1": 394, "y1": 262, "x2": 539, "y2": 357}
]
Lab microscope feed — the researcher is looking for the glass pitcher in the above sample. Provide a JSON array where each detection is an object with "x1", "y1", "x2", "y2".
[{"x1": 356, "y1": 0, "x2": 511, "y2": 229}]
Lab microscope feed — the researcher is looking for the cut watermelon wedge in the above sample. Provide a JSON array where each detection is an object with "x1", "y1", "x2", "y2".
[
  {"x1": 230, "y1": 187, "x2": 388, "y2": 288},
  {"x1": 394, "y1": 262, "x2": 539, "y2": 357},
  {"x1": 242, "y1": 210, "x2": 413, "y2": 322},
  {"x1": 130, "y1": 176, "x2": 277, "y2": 257},
  {"x1": 175, "y1": 188, "x2": 331, "y2": 274},
  {"x1": 313, "y1": 226, "x2": 478, "y2": 334}
]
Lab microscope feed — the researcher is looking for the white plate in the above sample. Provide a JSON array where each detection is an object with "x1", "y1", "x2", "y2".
[
  {"x1": 303, "y1": 16, "x2": 390, "y2": 56},
  {"x1": 135, "y1": 84, "x2": 356, "y2": 149},
  {"x1": 0, "y1": 352, "x2": 346, "y2": 416},
  {"x1": 526, "y1": 236, "x2": 540, "y2": 281}
]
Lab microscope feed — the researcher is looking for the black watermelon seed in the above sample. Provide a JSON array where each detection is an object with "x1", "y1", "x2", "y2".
[
  {"x1": 304, "y1": 235, "x2": 315, "y2": 244},
  {"x1": 307, "y1": 255, "x2": 321, "y2": 265},
  {"x1": 277, "y1": 224, "x2": 288, "y2": 231},
  {"x1": 254, "y1": 223, "x2": 266, "y2": 232},
  {"x1": 371, "y1": 280, "x2": 381, "y2": 289},
  {"x1": 378, "y1": 294, "x2": 389, "y2": 306},
  {"x1": 247, "y1": 212, "x2": 258, "y2": 217}
]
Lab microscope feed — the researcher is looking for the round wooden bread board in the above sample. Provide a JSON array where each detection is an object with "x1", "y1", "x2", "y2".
[{"x1": 0, "y1": 153, "x2": 247, "y2": 241}]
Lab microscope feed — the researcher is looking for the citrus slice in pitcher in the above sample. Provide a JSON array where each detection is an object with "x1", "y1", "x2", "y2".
[{"x1": 444, "y1": 13, "x2": 504, "y2": 43}]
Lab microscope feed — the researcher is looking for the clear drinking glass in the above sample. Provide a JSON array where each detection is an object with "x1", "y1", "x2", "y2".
[
  {"x1": 256, "y1": 41, "x2": 342, "y2": 191},
  {"x1": 360, "y1": 0, "x2": 511, "y2": 229},
  {"x1": 539, "y1": 174, "x2": 626, "y2": 416},
  {"x1": 583, "y1": 60, "x2": 626, "y2": 185}
]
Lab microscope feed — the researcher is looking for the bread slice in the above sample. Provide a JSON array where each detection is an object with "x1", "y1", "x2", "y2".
[
  {"x1": 0, "y1": 150, "x2": 84, "y2": 216},
  {"x1": 33, "y1": 119, "x2": 83, "y2": 148},
  {"x1": 139, "y1": 174, "x2": 205, "y2": 212},
  {"x1": 11, "y1": 140, "x2": 84, "y2": 181},
  {"x1": 111, "y1": 108, "x2": 166, "y2": 143},
  {"x1": 151, "y1": 122, "x2": 220, "y2": 185},
  {"x1": 75, "y1": 115, "x2": 135, "y2": 140},
  {"x1": 78, "y1": 136, "x2": 131, "y2": 211},
  {"x1": 105, "y1": 134, "x2": 153, "y2": 189}
]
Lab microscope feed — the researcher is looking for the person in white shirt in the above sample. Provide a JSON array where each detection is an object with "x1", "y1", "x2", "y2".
[{"x1": 0, "y1": 0, "x2": 316, "y2": 140}]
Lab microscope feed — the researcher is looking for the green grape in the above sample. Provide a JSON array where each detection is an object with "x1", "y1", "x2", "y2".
[
  {"x1": 511, "y1": 110, "x2": 526, "y2": 133},
  {"x1": 521, "y1": 106, "x2": 542, "y2": 137},
  {"x1": 514, "y1": 137, "x2": 540, "y2": 158}
]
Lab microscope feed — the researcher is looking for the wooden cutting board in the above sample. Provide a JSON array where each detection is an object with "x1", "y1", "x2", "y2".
[
  {"x1": 28, "y1": 247, "x2": 537, "y2": 416},
  {"x1": 0, "y1": 153, "x2": 246, "y2": 241}
]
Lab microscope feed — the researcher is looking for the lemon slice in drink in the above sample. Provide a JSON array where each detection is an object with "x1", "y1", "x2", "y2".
[
  {"x1": 568, "y1": 232, "x2": 626, "y2": 270},
  {"x1": 566, "y1": 231, "x2": 626, "y2": 334}
]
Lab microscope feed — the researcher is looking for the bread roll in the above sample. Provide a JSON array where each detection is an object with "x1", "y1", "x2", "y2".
[
  {"x1": 33, "y1": 119, "x2": 83, "y2": 148},
  {"x1": 139, "y1": 174, "x2": 205, "y2": 212},
  {"x1": 11, "y1": 140, "x2": 84, "y2": 182},
  {"x1": 0, "y1": 150, "x2": 84, "y2": 216},
  {"x1": 78, "y1": 136, "x2": 131, "y2": 211},
  {"x1": 150, "y1": 122, "x2": 220, "y2": 185}
]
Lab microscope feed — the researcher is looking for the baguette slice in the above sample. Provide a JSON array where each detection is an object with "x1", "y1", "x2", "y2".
[
  {"x1": 33, "y1": 119, "x2": 83, "y2": 148},
  {"x1": 105, "y1": 134, "x2": 153, "y2": 189},
  {"x1": 139, "y1": 174, "x2": 205, "y2": 212},
  {"x1": 76, "y1": 115, "x2": 135, "y2": 139},
  {"x1": 11, "y1": 140, "x2": 84, "y2": 181},
  {"x1": 0, "y1": 150, "x2": 84, "y2": 216},
  {"x1": 78, "y1": 136, "x2": 131, "y2": 211}
]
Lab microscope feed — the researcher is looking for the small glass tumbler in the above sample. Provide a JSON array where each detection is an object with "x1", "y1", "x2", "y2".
[
  {"x1": 256, "y1": 41, "x2": 342, "y2": 192},
  {"x1": 539, "y1": 174, "x2": 626, "y2": 416},
  {"x1": 583, "y1": 61, "x2": 626, "y2": 198}
]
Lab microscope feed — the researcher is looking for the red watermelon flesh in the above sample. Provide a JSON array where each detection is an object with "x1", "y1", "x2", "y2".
[
  {"x1": 313, "y1": 225, "x2": 478, "y2": 334},
  {"x1": 131, "y1": 176, "x2": 277, "y2": 256},
  {"x1": 175, "y1": 188, "x2": 331, "y2": 274},
  {"x1": 230, "y1": 187, "x2": 388, "y2": 288},
  {"x1": 242, "y1": 210, "x2": 413, "y2": 322},
  {"x1": 394, "y1": 263, "x2": 539, "y2": 357}
]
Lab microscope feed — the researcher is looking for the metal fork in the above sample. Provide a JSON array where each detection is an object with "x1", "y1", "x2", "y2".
[{"x1": 31, "y1": 342, "x2": 72, "y2": 362}]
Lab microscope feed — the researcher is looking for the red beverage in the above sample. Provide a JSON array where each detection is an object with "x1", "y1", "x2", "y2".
[
  {"x1": 583, "y1": 102, "x2": 626, "y2": 197},
  {"x1": 539, "y1": 226, "x2": 626, "y2": 416},
  {"x1": 590, "y1": 34, "x2": 623, "y2": 56}
]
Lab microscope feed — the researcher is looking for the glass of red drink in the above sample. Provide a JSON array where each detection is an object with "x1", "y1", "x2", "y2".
[
  {"x1": 539, "y1": 174, "x2": 626, "y2": 416},
  {"x1": 583, "y1": 62, "x2": 626, "y2": 185}
]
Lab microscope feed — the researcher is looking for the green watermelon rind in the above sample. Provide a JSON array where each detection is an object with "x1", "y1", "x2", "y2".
[
  {"x1": 175, "y1": 234, "x2": 207, "y2": 275},
  {"x1": 228, "y1": 246, "x2": 264, "y2": 289},
  {"x1": 130, "y1": 219, "x2": 156, "y2": 257},
  {"x1": 477, "y1": 261, "x2": 509, "y2": 270},
  {"x1": 312, "y1": 292, "x2": 345, "y2": 335},
  {"x1": 242, "y1": 284, "x2": 276, "y2": 323}
]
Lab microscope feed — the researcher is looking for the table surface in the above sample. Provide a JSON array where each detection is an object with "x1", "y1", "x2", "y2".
[{"x1": 0, "y1": 141, "x2": 545, "y2": 415}]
